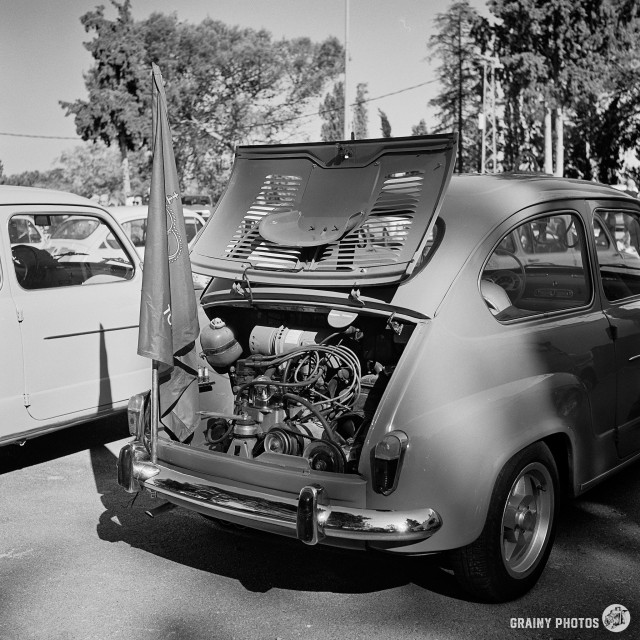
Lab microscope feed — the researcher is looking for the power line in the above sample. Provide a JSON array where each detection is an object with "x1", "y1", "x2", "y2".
[
  {"x1": 0, "y1": 79, "x2": 437, "y2": 141},
  {"x1": 0, "y1": 131, "x2": 79, "y2": 140},
  {"x1": 236, "y1": 79, "x2": 437, "y2": 132}
]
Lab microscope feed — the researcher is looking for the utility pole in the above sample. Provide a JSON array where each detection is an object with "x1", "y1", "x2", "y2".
[
  {"x1": 480, "y1": 56, "x2": 500, "y2": 173},
  {"x1": 343, "y1": 0, "x2": 351, "y2": 140},
  {"x1": 457, "y1": 15, "x2": 463, "y2": 172}
]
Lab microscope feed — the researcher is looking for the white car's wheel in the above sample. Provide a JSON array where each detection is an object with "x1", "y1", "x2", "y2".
[{"x1": 451, "y1": 442, "x2": 559, "y2": 602}]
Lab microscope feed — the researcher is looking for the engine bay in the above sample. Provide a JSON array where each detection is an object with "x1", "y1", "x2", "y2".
[{"x1": 182, "y1": 304, "x2": 415, "y2": 475}]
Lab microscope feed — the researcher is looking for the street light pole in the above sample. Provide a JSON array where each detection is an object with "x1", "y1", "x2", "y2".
[{"x1": 343, "y1": 0, "x2": 350, "y2": 140}]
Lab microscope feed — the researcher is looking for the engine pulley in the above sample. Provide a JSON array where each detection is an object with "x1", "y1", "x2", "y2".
[{"x1": 303, "y1": 440, "x2": 346, "y2": 473}]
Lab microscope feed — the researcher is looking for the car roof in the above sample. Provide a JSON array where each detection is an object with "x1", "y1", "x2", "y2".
[
  {"x1": 442, "y1": 173, "x2": 635, "y2": 223},
  {"x1": 108, "y1": 205, "x2": 205, "y2": 224},
  {"x1": 390, "y1": 173, "x2": 640, "y2": 316}
]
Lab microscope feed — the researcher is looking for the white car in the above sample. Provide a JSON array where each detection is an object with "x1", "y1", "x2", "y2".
[
  {"x1": 108, "y1": 205, "x2": 209, "y2": 288},
  {"x1": 1, "y1": 186, "x2": 149, "y2": 445},
  {"x1": 108, "y1": 205, "x2": 207, "y2": 258}
]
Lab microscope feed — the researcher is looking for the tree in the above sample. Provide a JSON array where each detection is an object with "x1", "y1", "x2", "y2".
[
  {"x1": 0, "y1": 168, "x2": 66, "y2": 190},
  {"x1": 378, "y1": 109, "x2": 392, "y2": 138},
  {"x1": 319, "y1": 82, "x2": 344, "y2": 141},
  {"x1": 353, "y1": 83, "x2": 369, "y2": 139},
  {"x1": 319, "y1": 81, "x2": 368, "y2": 140},
  {"x1": 62, "y1": 7, "x2": 344, "y2": 200},
  {"x1": 60, "y1": 0, "x2": 149, "y2": 200},
  {"x1": 428, "y1": 1, "x2": 487, "y2": 173},
  {"x1": 140, "y1": 17, "x2": 343, "y2": 197},
  {"x1": 489, "y1": 0, "x2": 640, "y2": 179},
  {"x1": 412, "y1": 119, "x2": 428, "y2": 136}
]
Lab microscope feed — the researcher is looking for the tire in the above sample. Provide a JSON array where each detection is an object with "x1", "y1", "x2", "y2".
[{"x1": 451, "y1": 441, "x2": 559, "y2": 602}]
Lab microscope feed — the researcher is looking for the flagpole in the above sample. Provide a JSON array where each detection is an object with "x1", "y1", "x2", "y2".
[{"x1": 150, "y1": 360, "x2": 159, "y2": 463}]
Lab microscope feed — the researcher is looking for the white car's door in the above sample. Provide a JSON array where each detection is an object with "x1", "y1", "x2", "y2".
[
  {"x1": 0, "y1": 238, "x2": 27, "y2": 441},
  {"x1": 7, "y1": 206, "x2": 149, "y2": 422}
]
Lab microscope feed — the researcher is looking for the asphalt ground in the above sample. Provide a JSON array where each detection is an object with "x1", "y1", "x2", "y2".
[{"x1": 0, "y1": 416, "x2": 638, "y2": 640}]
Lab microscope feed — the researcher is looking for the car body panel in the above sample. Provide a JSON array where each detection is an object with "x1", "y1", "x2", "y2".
[
  {"x1": 0, "y1": 188, "x2": 150, "y2": 444},
  {"x1": 119, "y1": 162, "x2": 640, "y2": 559},
  {"x1": 190, "y1": 135, "x2": 457, "y2": 287}
]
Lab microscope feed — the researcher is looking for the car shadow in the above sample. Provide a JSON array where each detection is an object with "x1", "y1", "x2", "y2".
[
  {"x1": 92, "y1": 443, "x2": 640, "y2": 603},
  {"x1": 90, "y1": 444, "x2": 464, "y2": 599},
  {"x1": 0, "y1": 414, "x2": 129, "y2": 475}
]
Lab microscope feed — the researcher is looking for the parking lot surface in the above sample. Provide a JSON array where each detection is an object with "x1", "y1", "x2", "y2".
[{"x1": 0, "y1": 416, "x2": 638, "y2": 640}]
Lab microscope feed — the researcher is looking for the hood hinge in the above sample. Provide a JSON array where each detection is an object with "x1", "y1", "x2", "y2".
[{"x1": 231, "y1": 266, "x2": 254, "y2": 304}]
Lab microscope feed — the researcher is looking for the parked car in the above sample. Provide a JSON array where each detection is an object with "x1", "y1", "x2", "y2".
[
  {"x1": 182, "y1": 194, "x2": 214, "y2": 219},
  {"x1": 117, "y1": 136, "x2": 640, "y2": 602},
  {"x1": 46, "y1": 206, "x2": 205, "y2": 261},
  {"x1": 1, "y1": 185, "x2": 149, "y2": 446},
  {"x1": 108, "y1": 205, "x2": 207, "y2": 258},
  {"x1": 107, "y1": 205, "x2": 209, "y2": 288}
]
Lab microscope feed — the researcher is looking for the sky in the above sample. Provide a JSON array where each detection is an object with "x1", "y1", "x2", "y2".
[{"x1": 0, "y1": 0, "x2": 489, "y2": 176}]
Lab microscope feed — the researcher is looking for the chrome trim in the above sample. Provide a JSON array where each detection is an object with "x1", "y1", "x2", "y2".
[
  {"x1": 140, "y1": 466, "x2": 443, "y2": 544},
  {"x1": 117, "y1": 441, "x2": 159, "y2": 493},
  {"x1": 578, "y1": 449, "x2": 640, "y2": 492},
  {"x1": 628, "y1": 354, "x2": 640, "y2": 362}
]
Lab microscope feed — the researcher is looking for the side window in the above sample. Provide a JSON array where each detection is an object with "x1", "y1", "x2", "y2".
[
  {"x1": 593, "y1": 218, "x2": 611, "y2": 249},
  {"x1": 9, "y1": 217, "x2": 43, "y2": 245},
  {"x1": 482, "y1": 212, "x2": 591, "y2": 320},
  {"x1": 10, "y1": 213, "x2": 135, "y2": 290},
  {"x1": 595, "y1": 209, "x2": 640, "y2": 302},
  {"x1": 122, "y1": 219, "x2": 147, "y2": 248},
  {"x1": 184, "y1": 217, "x2": 203, "y2": 243}
]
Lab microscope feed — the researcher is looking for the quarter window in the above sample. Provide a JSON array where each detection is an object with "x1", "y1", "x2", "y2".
[
  {"x1": 594, "y1": 209, "x2": 640, "y2": 301},
  {"x1": 482, "y1": 212, "x2": 591, "y2": 320}
]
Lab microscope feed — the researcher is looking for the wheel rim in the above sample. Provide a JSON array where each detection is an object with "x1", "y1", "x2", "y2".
[{"x1": 501, "y1": 462, "x2": 554, "y2": 578}]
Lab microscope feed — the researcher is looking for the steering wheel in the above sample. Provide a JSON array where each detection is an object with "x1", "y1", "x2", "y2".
[
  {"x1": 487, "y1": 249, "x2": 526, "y2": 301},
  {"x1": 11, "y1": 245, "x2": 40, "y2": 286}
]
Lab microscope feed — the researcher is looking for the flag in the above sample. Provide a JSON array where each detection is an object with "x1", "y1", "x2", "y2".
[{"x1": 138, "y1": 63, "x2": 200, "y2": 441}]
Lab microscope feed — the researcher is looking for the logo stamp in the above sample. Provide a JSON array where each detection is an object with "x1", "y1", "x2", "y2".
[{"x1": 602, "y1": 604, "x2": 630, "y2": 633}]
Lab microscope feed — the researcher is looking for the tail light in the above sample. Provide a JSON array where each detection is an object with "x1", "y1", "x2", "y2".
[
  {"x1": 127, "y1": 393, "x2": 147, "y2": 438},
  {"x1": 373, "y1": 430, "x2": 408, "y2": 494}
]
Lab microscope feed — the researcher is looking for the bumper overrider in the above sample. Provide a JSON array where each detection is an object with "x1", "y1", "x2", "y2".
[{"x1": 117, "y1": 441, "x2": 443, "y2": 546}]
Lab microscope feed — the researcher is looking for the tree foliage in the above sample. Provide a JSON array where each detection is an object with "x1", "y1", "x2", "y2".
[
  {"x1": 61, "y1": 4, "x2": 344, "y2": 200},
  {"x1": 425, "y1": 0, "x2": 640, "y2": 181},
  {"x1": 489, "y1": 0, "x2": 640, "y2": 179},
  {"x1": 60, "y1": 0, "x2": 148, "y2": 197},
  {"x1": 428, "y1": 1, "x2": 488, "y2": 172},
  {"x1": 319, "y1": 81, "x2": 368, "y2": 141},
  {"x1": 412, "y1": 119, "x2": 428, "y2": 136},
  {"x1": 378, "y1": 109, "x2": 392, "y2": 138}
]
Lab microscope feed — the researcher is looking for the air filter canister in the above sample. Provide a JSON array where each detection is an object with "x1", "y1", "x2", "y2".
[{"x1": 249, "y1": 325, "x2": 321, "y2": 356}]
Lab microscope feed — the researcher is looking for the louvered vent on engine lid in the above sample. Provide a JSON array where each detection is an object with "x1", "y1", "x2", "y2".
[{"x1": 190, "y1": 134, "x2": 457, "y2": 287}]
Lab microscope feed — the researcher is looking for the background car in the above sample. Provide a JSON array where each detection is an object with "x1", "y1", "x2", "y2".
[
  {"x1": 118, "y1": 137, "x2": 640, "y2": 603},
  {"x1": 182, "y1": 194, "x2": 214, "y2": 219},
  {"x1": 108, "y1": 205, "x2": 209, "y2": 288},
  {"x1": 108, "y1": 205, "x2": 207, "y2": 258},
  {"x1": 1, "y1": 185, "x2": 149, "y2": 446}
]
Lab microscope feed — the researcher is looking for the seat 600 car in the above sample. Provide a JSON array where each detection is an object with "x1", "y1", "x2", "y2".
[
  {"x1": 1, "y1": 186, "x2": 149, "y2": 445},
  {"x1": 117, "y1": 135, "x2": 640, "y2": 602}
]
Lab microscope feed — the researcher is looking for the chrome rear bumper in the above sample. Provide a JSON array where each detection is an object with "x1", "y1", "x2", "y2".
[{"x1": 117, "y1": 441, "x2": 442, "y2": 546}]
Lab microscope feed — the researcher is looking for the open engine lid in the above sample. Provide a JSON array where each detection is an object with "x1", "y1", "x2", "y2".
[{"x1": 190, "y1": 134, "x2": 457, "y2": 287}]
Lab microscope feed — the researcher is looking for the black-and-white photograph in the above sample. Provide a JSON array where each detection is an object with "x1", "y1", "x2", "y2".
[{"x1": 1, "y1": 1, "x2": 638, "y2": 638}]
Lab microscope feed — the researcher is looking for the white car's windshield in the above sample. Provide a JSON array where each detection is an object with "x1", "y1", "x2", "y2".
[{"x1": 51, "y1": 219, "x2": 99, "y2": 240}]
